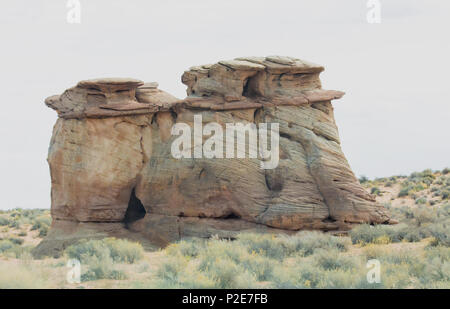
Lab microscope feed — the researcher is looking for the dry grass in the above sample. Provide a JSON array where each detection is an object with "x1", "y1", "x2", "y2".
[{"x1": 0, "y1": 169, "x2": 448, "y2": 288}]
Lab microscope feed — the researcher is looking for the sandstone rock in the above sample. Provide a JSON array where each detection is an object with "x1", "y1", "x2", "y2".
[{"x1": 33, "y1": 56, "x2": 392, "y2": 257}]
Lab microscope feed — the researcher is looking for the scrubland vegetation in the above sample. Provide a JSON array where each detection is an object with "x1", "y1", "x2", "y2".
[{"x1": 0, "y1": 169, "x2": 449, "y2": 288}]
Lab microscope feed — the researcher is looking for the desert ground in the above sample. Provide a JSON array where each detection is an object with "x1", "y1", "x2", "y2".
[{"x1": 0, "y1": 168, "x2": 448, "y2": 288}]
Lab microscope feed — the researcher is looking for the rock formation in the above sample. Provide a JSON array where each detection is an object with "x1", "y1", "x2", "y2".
[{"x1": 34, "y1": 56, "x2": 392, "y2": 257}]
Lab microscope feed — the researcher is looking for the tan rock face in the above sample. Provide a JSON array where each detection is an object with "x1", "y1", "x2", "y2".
[{"x1": 35, "y1": 56, "x2": 391, "y2": 256}]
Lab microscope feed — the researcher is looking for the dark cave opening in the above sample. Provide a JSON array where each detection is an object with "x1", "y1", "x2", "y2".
[
  {"x1": 123, "y1": 188, "x2": 146, "y2": 226},
  {"x1": 220, "y1": 212, "x2": 241, "y2": 220},
  {"x1": 322, "y1": 216, "x2": 337, "y2": 223},
  {"x1": 242, "y1": 76, "x2": 259, "y2": 98}
]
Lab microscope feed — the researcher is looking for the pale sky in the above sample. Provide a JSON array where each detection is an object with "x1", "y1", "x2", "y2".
[{"x1": 0, "y1": 0, "x2": 449, "y2": 209}]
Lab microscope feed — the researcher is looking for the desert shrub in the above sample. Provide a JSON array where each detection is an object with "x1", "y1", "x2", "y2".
[
  {"x1": 288, "y1": 231, "x2": 349, "y2": 256},
  {"x1": 269, "y1": 256, "x2": 364, "y2": 289},
  {"x1": 441, "y1": 189, "x2": 450, "y2": 200},
  {"x1": 104, "y1": 238, "x2": 143, "y2": 263},
  {"x1": 8, "y1": 237, "x2": 24, "y2": 245},
  {"x1": 371, "y1": 187, "x2": 381, "y2": 196},
  {"x1": 425, "y1": 246, "x2": 450, "y2": 261},
  {"x1": 435, "y1": 177, "x2": 444, "y2": 185},
  {"x1": 156, "y1": 256, "x2": 188, "y2": 281},
  {"x1": 414, "y1": 207, "x2": 437, "y2": 226},
  {"x1": 38, "y1": 225, "x2": 49, "y2": 237},
  {"x1": 237, "y1": 231, "x2": 348, "y2": 259},
  {"x1": 165, "y1": 238, "x2": 205, "y2": 258},
  {"x1": 398, "y1": 187, "x2": 412, "y2": 197},
  {"x1": 239, "y1": 253, "x2": 277, "y2": 281},
  {"x1": 428, "y1": 223, "x2": 450, "y2": 247},
  {"x1": 270, "y1": 260, "x2": 324, "y2": 288},
  {"x1": 66, "y1": 239, "x2": 111, "y2": 262},
  {"x1": 350, "y1": 224, "x2": 388, "y2": 245},
  {"x1": 359, "y1": 175, "x2": 369, "y2": 184},
  {"x1": 66, "y1": 238, "x2": 143, "y2": 264},
  {"x1": 154, "y1": 247, "x2": 258, "y2": 289},
  {"x1": 314, "y1": 249, "x2": 359, "y2": 271},
  {"x1": 409, "y1": 169, "x2": 435, "y2": 183},
  {"x1": 443, "y1": 168, "x2": 450, "y2": 175},
  {"x1": 412, "y1": 247, "x2": 450, "y2": 286},
  {"x1": 352, "y1": 223, "x2": 413, "y2": 245},
  {"x1": 81, "y1": 254, "x2": 127, "y2": 281},
  {"x1": 374, "y1": 235, "x2": 392, "y2": 244},
  {"x1": 203, "y1": 258, "x2": 257, "y2": 288},
  {"x1": 0, "y1": 216, "x2": 9, "y2": 226},
  {"x1": 362, "y1": 244, "x2": 389, "y2": 259},
  {"x1": 236, "y1": 233, "x2": 292, "y2": 260},
  {"x1": 65, "y1": 238, "x2": 142, "y2": 281},
  {"x1": 379, "y1": 249, "x2": 418, "y2": 265},
  {"x1": 5, "y1": 245, "x2": 33, "y2": 258},
  {"x1": 31, "y1": 215, "x2": 51, "y2": 231},
  {"x1": 8, "y1": 219, "x2": 23, "y2": 229},
  {"x1": 415, "y1": 197, "x2": 427, "y2": 205},
  {"x1": 153, "y1": 255, "x2": 217, "y2": 288},
  {"x1": 0, "y1": 239, "x2": 15, "y2": 253},
  {"x1": 319, "y1": 269, "x2": 376, "y2": 289},
  {"x1": 18, "y1": 231, "x2": 27, "y2": 237}
]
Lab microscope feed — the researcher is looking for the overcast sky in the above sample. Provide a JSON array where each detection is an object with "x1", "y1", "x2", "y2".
[{"x1": 0, "y1": 0, "x2": 449, "y2": 210}]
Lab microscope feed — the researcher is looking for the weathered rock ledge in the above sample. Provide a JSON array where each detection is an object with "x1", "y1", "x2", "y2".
[{"x1": 34, "y1": 56, "x2": 392, "y2": 257}]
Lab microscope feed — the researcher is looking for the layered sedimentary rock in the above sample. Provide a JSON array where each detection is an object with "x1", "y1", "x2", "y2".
[{"x1": 34, "y1": 56, "x2": 392, "y2": 256}]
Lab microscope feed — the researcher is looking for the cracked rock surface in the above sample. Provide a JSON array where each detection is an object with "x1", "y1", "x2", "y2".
[{"x1": 34, "y1": 56, "x2": 391, "y2": 257}]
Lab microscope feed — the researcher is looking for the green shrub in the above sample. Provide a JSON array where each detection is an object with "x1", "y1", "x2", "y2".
[
  {"x1": 415, "y1": 197, "x2": 427, "y2": 205},
  {"x1": 81, "y1": 254, "x2": 127, "y2": 281},
  {"x1": 31, "y1": 216, "x2": 51, "y2": 231},
  {"x1": 371, "y1": 187, "x2": 381, "y2": 196},
  {"x1": 8, "y1": 237, "x2": 24, "y2": 245},
  {"x1": 398, "y1": 187, "x2": 411, "y2": 197},
  {"x1": 156, "y1": 256, "x2": 187, "y2": 281},
  {"x1": 239, "y1": 254, "x2": 277, "y2": 281},
  {"x1": 203, "y1": 258, "x2": 257, "y2": 288},
  {"x1": 66, "y1": 238, "x2": 143, "y2": 264},
  {"x1": 314, "y1": 249, "x2": 359, "y2": 271},
  {"x1": 165, "y1": 238, "x2": 205, "y2": 258},
  {"x1": 8, "y1": 219, "x2": 23, "y2": 229},
  {"x1": 236, "y1": 231, "x2": 349, "y2": 259},
  {"x1": 359, "y1": 176, "x2": 369, "y2": 184},
  {"x1": 0, "y1": 217, "x2": 9, "y2": 226},
  {"x1": 0, "y1": 239, "x2": 15, "y2": 253},
  {"x1": 288, "y1": 231, "x2": 349, "y2": 256},
  {"x1": 38, "y1": 225, "x2": 49, "y2": 237},
  {"x1": 104, "y1": 238, "x2": 144, "y2": 263},
  {"x1": 66, "y1": 239, "x2": 110, "y2": 263},
  {"x1": 270, "y1": 259, "x2": 324, "y2": 288},
  {"x1": 65, "y1": 238, "x2": 143, "y2": 281},
  {"x1": 350, "y1": 224, "x2": 385, "y2": 245},
  {"x1": 236, "y1": 233, "x2": 292, "y2": 260},
  {"x1": 428, "y1": 223, "x2": 450, "y2": 247}
]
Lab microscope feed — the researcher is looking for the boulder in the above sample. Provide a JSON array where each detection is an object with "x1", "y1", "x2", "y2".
[{"x1": 33, "y1": 56, "x2": 392, "y2": 257}]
